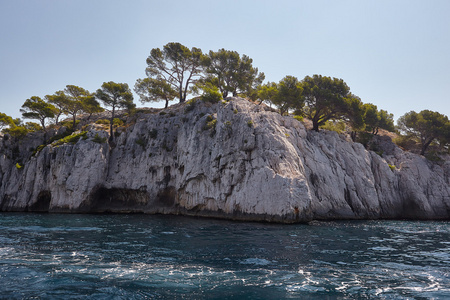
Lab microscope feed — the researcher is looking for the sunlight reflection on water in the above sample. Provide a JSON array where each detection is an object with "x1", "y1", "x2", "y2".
[{"x1": 0, "y1": 213, "x2": 449, "y2": 299}]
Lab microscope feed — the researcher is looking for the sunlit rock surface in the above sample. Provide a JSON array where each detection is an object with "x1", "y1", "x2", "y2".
[{"x1": 1, "y1": 98, "x2": 449, "y2": 222}]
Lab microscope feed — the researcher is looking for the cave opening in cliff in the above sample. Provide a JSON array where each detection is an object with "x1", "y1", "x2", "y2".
[
  {"x1": 156, "y1": 186, "x2": 176, "y2": 206},
  {"x1": 86, "y1": 187, "x2": 149, "y2": 212},
  {"x1": 29, "y1": 191, "x2": 51, "y2": 212}
]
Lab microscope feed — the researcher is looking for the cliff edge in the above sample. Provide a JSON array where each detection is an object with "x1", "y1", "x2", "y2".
[{"x1": 1, "y1": 98, "x2": 449, "y2": 222}]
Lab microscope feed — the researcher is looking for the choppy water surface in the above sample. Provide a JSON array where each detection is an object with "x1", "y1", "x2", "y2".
[{"x1": 0, "y1": 213, "x2": 449, "y2": 299}]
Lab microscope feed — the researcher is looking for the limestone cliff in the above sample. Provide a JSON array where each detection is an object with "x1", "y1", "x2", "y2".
[{"x1": 1, "y1": 98, "x2": 449, "y2": 222}]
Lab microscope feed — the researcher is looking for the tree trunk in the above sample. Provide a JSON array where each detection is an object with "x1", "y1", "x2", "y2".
[
  {"x1": 312, "y1": 114, "x2": 320, "y2": 132},
  {"x1": 110, "y1": 106, "x2": 115, "y2": 141},
  {"x1": 312, "y1": 121, "x2": 319, "y2": 132},
  {"x1": 41, "y1": 119, "x2": 46, "y2": 133},
  {"x1": 179, "y1": 87, "x2": 184, "y2": 103},
  {"x1": 72, "y1": 114, "x2": 77, "y2": 130},
  {"x1": 420, "y1": 139, "x2": 433, "y2": 156},
  {"x1": 165, "y1": 100, "x2": 169, "y2": 108}
]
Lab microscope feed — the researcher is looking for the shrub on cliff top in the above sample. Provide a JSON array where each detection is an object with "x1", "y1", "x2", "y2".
[
  {"x1": 113, "y1": 118, "x2": 124, "y2": 127},
  {"x1": 293, "y1": 115, "x2": 303, "y2": 122},
  {"x1": 320, "y1": 120, "x2": 346, "y2": 134},
  {"x1": 60, "y1": 120, "x2": 80, "y2": 130},
  {"x1": 52, "y1": 131, "x2": 87, "y2": 146},
  {"x1": 96, "y1": 119, "x2": 110, "y2": 125},
  {"x1": 184, "y1": 99, "x2": 197, "y2": 113},
  {"x1": 199, "y1": 83, "x2": 223, "y2": 104},
  {"x1": 4, "y1": 126, "x2": 29, "y2": 139}
]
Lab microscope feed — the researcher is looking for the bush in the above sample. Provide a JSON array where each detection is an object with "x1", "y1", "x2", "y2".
[
  {"x1": 96, "y1": 119, "x2": 110, "y2": 125},
  {"x1": 200, "y1": 85, "x2": 222, "y2": 104},
  {"x1": 32, "y1": 144, "x2": 46, "y2": 156},
  {"x1": 247, "y1": 120, "x2": 254, "y2": 128},
  {"x1": 425, "y1": 151, "x2": 443, "y2": 162},
  {"x1": 321, "y1": 120, "x2": 346, "y2": 134},
  {"x1": 184, "y1": 99, "x2": 197, "y2": 113},
  {"x1": 393, "y1": 135, "x2": 417, "y2": 151},
  {"x1": 60, "y1": 120, "x2": 80, "y2": 129},
  {"x1": 203, "y1": 118, "x2": 217, "y2": 131},
  {"x1": 203, "y1": 115, "x2": 217, "y2": 137},
  {"x1": 47, "y1": 130, "x2": 74, "y2": 144},
  {"x1": 16, "y1": 162, "x2": 23, "y2": 169},
  {"x1": 293, "y1": 115, "x2": 303, "y2": 122},
  {"x1": 5, "y1": 126, "x2": 29, "y2": 138},
  {"x1": 388, "y1": 164, "x2": 395, "y2": 171},
  {"x1": 113, "y1": 118, "x2": 124, "y2": 126},
  {"x1": 25, "y1": 122, "x2": 42, "y2": 132},
  {"x1": 356, "y1": 132, "x2": 373, "y2": 148},
  {"x1": 92, "y1": 134, "x2": 107, "y2": 144},
  {"x1": 52, "y1": 131, "x2": 87, "y2": 146}
]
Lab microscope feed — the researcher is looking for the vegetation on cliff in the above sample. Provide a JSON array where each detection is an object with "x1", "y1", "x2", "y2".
[{"x1": 1, "y1": 42, "x2": 449, "y2": 160}]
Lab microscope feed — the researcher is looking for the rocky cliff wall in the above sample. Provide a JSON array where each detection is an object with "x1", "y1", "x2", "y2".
[{"x1": 1, "y1": 98, "x2": 449, "y2": 222}]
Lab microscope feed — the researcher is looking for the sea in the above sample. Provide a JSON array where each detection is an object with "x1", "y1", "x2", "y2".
[{"x1": 0, "y1": 213, "x2": 449, "y2": 299}]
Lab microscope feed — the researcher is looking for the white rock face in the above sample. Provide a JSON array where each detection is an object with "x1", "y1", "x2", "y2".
[{"x1": 0, "y1": 98, "x2": 449, "y2": 222}]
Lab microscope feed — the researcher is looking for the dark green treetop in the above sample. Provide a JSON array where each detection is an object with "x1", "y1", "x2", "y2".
[
  {"x1": 134, "y1": 77, "x2": 178, "y2": 108},
  {"x1": 145, "y1": 42, "x2": 204, "y2": 103},
  {"x1": 203, "y1": 49, "x2": 265, "y2": 98},
  {"x1": 397, "y1": 110, "x2": 450, "y2": 155},
  {"x1": 46, "y1": 90, "x2": 70, "y2": 125},
  {"x1": 64, "y1": 85, "x2": 91, "y2": 129},
  {"x1": 272, "y1": 76, "x2": 303, "y2": 116},
  {"x1": 301, "y1": 75, "x2": 351, "y2": 132},
  {"x1": 20, "y1": 96, "x2": 56, "y2": 132},
  {"x1": 377, "y1": 109, "x2": 395, "y2": 133},
  {"x1": 256, "y1": 81, "x2": 278, "y2": 105},
  {"x1": 0, "y1": 112, "x2": 15, "y2": 131},
  {"x1": 96, "y1": 81, "x2": 134, "y2": 140},
  {"x1": 345, "y1": 95, "x2": 365, "y2": 132},
  {"x1": 82, "y1": 96, "x2": 104, "y2": 119}
]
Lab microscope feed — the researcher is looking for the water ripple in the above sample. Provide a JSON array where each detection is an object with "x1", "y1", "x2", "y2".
[{"x1": 0, "y1": 214, "x2": 449, "y2": 299}]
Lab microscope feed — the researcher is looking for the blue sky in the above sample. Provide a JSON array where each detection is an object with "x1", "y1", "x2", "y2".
[{"x1": 1, "y1": 0, "x2": 449, "y2": 122}]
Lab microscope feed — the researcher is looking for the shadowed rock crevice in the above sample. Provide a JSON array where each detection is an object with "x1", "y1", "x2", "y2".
[
  {"x1": 28, "y1": 191, "x2": 51, "y2": 212},
  {"x1": 83, "y1": 187, "x2": 149, "y2": 213},
  {"x1": 156, "y1": 186, "x2": 176, "y2": 207}
]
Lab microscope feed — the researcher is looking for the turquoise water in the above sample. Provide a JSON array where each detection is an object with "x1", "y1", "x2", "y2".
[{"x1": 0, "y1": 213, "x2": 449, "y2": 299}]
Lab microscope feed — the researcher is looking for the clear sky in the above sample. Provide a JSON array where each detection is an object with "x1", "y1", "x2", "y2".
[{"x1": 1, "y1": 0, "x2": 449, "y2": 122}]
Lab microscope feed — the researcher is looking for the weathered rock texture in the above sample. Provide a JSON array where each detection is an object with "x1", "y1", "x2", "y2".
[{"x1": 1, "y1": 98, "x2": 449, "y2": 222}]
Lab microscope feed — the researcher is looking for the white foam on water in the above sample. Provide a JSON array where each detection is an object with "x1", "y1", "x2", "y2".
[
  {"x1": 239, "y1": 258, "x2": 271, "y2": 266},
  {"x1": 369, "y1": 246, "x2": 396, "y2": 251}
]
